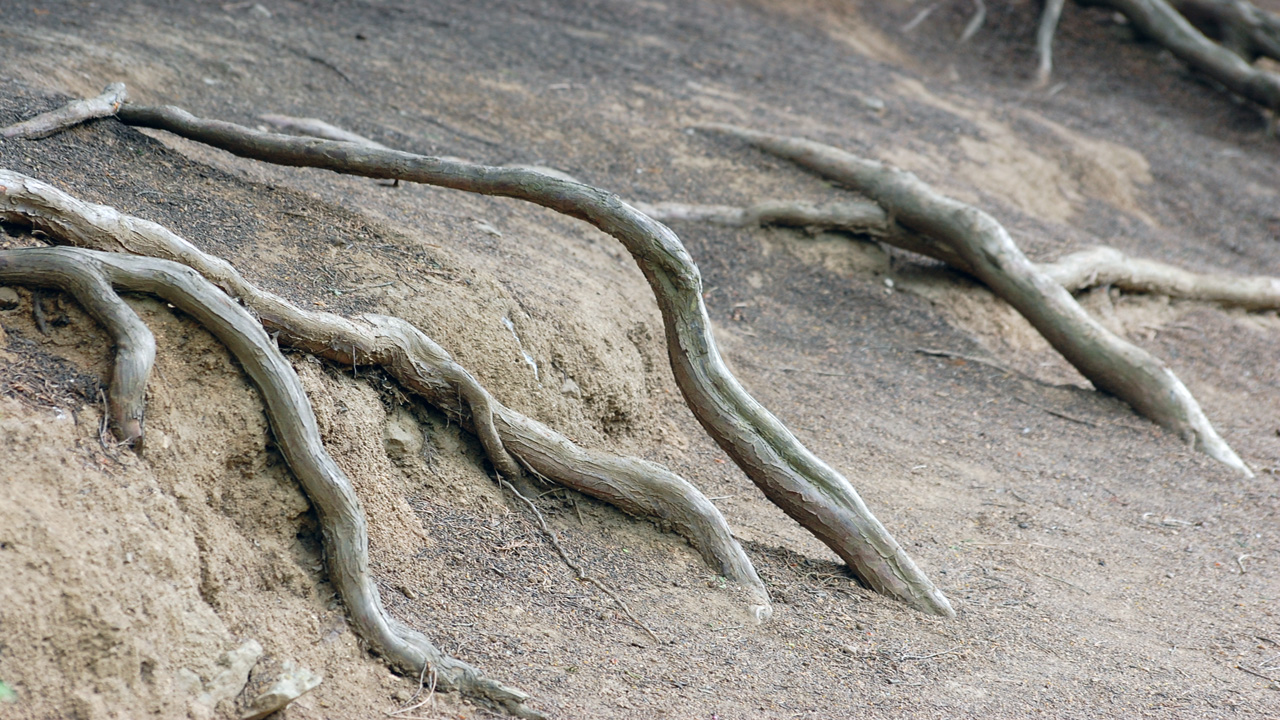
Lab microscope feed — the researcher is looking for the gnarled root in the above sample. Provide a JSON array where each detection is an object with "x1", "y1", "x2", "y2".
[
  {"x1": 0, "y1": 246, "x2": 544, "y2": 719},
  {"x1": 4, "y1": 91, "x2": 951, "y2": 616},
  {"x1": 695, "y1": 123, "x2": 1253, "y2": 477},
  {"x1": 1042, "y1": 245, "x2": 1280, "y2": 309},
  {"x1": 0, "y1": 168, "x2": 771, "y2": 618}
]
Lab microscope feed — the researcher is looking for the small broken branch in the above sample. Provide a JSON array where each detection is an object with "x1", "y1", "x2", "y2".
[
  {"x1": 497, "y1": 478, "x2": 662, "y2": 643},
  {"x1": 1, "y1": 83, "x2": 128, "y2": 140},
  {"x1": 697, "y1": 124, "x2": 1252, "y2": 477}
]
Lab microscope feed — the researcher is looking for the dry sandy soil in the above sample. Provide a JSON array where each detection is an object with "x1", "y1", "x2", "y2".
[{"x1": 1, "y1": 0, "x2": 1278, "y2": 718}]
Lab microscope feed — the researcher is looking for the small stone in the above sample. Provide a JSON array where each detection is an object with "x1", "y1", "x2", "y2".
[
  {"x1": 383, "y1": 408, "x2": 423, "y2": 460},
  {"x1": 0, "y1": 287, "x2": 19, "y2": 310},
  {"x1": 840, "y1": 645, "x2": 857, "y2": 655},
  {"x1": 193, "y1": 640, "x2": 263, "y2": 714},
  {"x1": 560, "y1": 377, "x2": 582, "y2": 399},
  {"x1": 240, "y1": 661, "x2": 322, "y2": 720},
  {"x1": 397, "y1": 584, "x2": 417, "y2": 600}
]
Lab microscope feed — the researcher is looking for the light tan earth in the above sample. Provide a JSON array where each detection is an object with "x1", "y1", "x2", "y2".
[{"x1": 0, "y1": 1, "x2": 1278, "y2": 718}]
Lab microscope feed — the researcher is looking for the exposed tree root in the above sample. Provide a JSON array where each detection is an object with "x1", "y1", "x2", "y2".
[
  {"x1": 694, "y1": 124, "x2": 1254, "y2": 477},
  {"x1": 0, "y1": 246, "x2": 544, "y2": 719},
  {"x1": 639, "y1": 200, "x2": 1280, "y2": 311},
  {"x1": 0, "y1": 168, "x2": 771, "y2": 617},
  {"x1": 82, "y1": 99, "x2": 953, "y2": 616},
  {"x1": 0, "y1": 83, "x2": 127, "y2": 140},
  {"x1": 1042, "y1": 245, "x2": 1280, "y2": 309},
  {"x1": 1081, "y1": 0, "x2": 1280, "y2": 112},
  {"x1": 0, "y1": 240, "x2": 153, "y2": 446},
  {"x1": 1168, "y1": 0, "x2": 1280, "y2": 61},
  {"x1": 1037, "y1": 0, "x2": 1068, "y2": 86}
]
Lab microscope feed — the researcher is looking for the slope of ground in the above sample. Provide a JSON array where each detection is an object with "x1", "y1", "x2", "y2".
[{"x1": 0, "y1": 1, "x2": 1277, "y2": 718}]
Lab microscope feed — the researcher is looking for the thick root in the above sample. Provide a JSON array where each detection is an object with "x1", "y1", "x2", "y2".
[
  {"x1": 1041, "y1": 245, "x2": 1280, "y2": 309},
  {"x1": 0, "y1": 244, "x2": 153, "y2": 445},
  {"x1": 0, "y1": 168, "x2": 772, "y2": 618},
  {"x1": 1090, "y1": 0, "x2": 1280, "y2": 113},
  {"x1": 1168, "y1": 0, "x2": 1280, "y2": 61},
  {"x1": 696, "y1": 124, "x2": 1253, "y2": 477},
  {"x1": 0, "y1": 246, "x2": 544, "y2": 719},
  {"x1": 92, "y1": 100, "x2": 952, "y2": 615}
]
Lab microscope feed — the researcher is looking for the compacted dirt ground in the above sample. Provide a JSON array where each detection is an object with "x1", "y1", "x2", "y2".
[{"x1": 0, "y1": 1, "x2": 1278, "y2": 718}]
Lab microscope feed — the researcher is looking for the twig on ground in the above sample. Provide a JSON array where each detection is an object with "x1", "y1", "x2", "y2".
[
  {"x1": 1234, "y1": 664, "x2": 1278, "y2": 682},
  {"x1": 1014, "y1": 396, "x2": 1100, "y2": 428},
  {"x1": 900, "y1": 645, "x2": 963, "y2": 662},
  {"x1": 960, "y1": 0, "x2": 987, "y2": 43},
  {"x1": 387, "y1": 661, "x2": 438, "y2": 717},
  {"x1": 1, "y1": 84, "x2": 128, "y2": 140},
  {"x1": 497, "y1": 477, "x2": 662, "y2": 644},
  {"x1": 902, "y1": 4, "x2": 937, "y2": 33},
  {"x1": 1036, "y1": 0, "x2": 1068, "y2": 86},
  {"x1": 916, "y1": 348, "x2": 1017, "y2": 376},
  {"x1": 1236, "y1": 554, "x2": 1252, "y2": 573}
]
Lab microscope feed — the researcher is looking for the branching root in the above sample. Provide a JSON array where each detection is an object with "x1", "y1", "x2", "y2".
[
  {"x1": 694, "y1": 123, "x2": 1254, "y2": 477},
  {"x1": 82, "y1": 99, "x2": 952, "y2": 616},
  {"x1": 1087, "y1": 0, "x2": 1280, "y2": 113},
  {"x1": 0, "y1": 245, "x2": 544, "y2": 719},
  {"x1": 0, "y1": 168, "x2": 771, "y2": 619}
]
